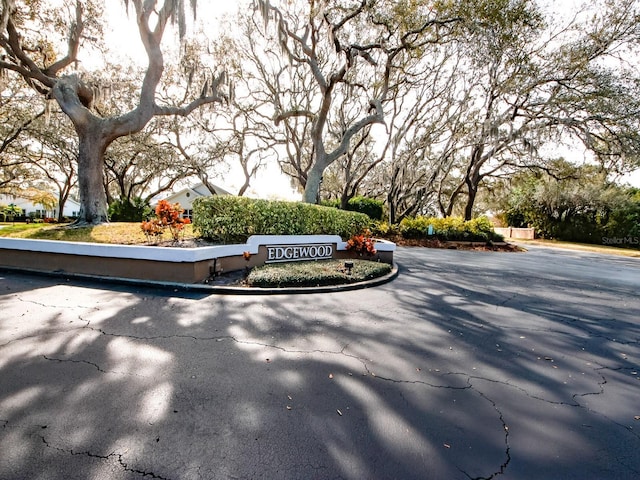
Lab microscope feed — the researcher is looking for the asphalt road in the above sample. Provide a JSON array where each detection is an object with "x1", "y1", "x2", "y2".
[{"x1": 1, "y1": 245, "x2": 639, "y2": 480}]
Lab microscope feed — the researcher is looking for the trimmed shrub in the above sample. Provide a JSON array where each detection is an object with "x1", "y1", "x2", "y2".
[
  {"x1": 399, "y1": 215, "x2": 503, "y2": 242},
  {"x1": 193, "y1": 196, "x2": 370, "y2": 243},
  {"x1": 109, "y1": 197, "x2": 152, "y2": 222},
  {"x1": 320, "y1": 199, "x2": 341, "y2": 209},
  {"x1": 321, "y1": 196, "x2": 385, "y2": 220},
  {"x1": 346, "y1": 196, "x2": 384, "y2": 220}
]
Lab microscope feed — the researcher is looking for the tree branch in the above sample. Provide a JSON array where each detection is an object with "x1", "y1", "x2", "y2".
[
  {"x1": 274, "y1": 109, "x2": 315, "y2": 125},
  {"x1": 0, "y1": 108, "x2": 45, "y2": 154},
  {"x1": 3, "y1": 18, "x2": 56, "y2": 89},
  {"x1": 43, "y1": 1, "x2": 83, "y2": 76},
  {"x1": 326, "y1": 99, "x2": 384, "y2": 164}
]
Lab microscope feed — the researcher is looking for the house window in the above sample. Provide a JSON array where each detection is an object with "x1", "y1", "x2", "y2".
[{"x1": 183, "y1": 209, "x2": 193, "y2": 220}]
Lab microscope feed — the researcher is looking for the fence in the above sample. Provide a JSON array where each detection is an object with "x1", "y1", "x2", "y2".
[{"x1": 494, "y1": 227, "x2": 535, "y2": 240}]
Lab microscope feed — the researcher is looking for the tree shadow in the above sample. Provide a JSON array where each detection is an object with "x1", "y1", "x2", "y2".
[{"x1": 0, "y1": 247, "x2": 639, "y2": 479}]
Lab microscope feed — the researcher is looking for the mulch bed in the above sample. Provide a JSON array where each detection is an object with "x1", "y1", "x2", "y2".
[{"x1": 385, "y1": 236, "x2": 524, "y2": 252}]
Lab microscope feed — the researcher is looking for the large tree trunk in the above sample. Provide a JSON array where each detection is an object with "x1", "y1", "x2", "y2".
[
  {"x1": 56, "y1": 187, "x2": 70, "y2": 223},
  {"x1": 464, "y1": 183, "x2": 477, "y2": 221},
  {"x1": 303, "y1": 164, "x2": 324, "y2": 203},
  {"x1": 75, "y1": 127, "x2": 109, "y2": 224},
  {"x1": 302, "y1": 108, "x2": 384, "y2": 204},
  {"x1": 339, "y1": 190, "x2": 350, "y2": 210},
  {"x1": 463, "y1": 163, "x2": 484, "y2": 221},
  {"x1": 52, "y1": 75, "x2": 113, "y2": 225}
]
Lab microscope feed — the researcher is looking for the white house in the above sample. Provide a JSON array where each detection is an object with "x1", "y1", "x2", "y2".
[
  {"x1": 0, "y1": 194, "x2": 81, "y2": 220},
  {"x1": 157, "y1": 182, "x2": 232, "y2": 219}
]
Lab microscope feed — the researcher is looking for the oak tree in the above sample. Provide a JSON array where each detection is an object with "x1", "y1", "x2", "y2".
[
  {"x1": 0, "y1": 0, "x2": 229, "y2": 224},
  {"x1": 254, "y1": 0, "x2": 458, "y2": 203}
]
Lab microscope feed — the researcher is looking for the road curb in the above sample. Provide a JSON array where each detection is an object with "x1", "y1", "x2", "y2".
[{"x1": 1, "y1": 263, "x2": 400, "y2": 295}]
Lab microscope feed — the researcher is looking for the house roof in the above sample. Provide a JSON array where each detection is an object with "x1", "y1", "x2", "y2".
[
  {"x1": 192, "y1": 182, "x2": 232, "y2": 196},
  {"x1": 158, "y1": 182, "x2": 232, "y2": 205}
]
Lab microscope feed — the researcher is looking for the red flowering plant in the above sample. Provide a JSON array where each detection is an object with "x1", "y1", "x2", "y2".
[
  {"x1": 345, "y1": 229, "x2": 377, "y2": 257},
  {"x1": 141, "y1": 200, "x2": 191, "y2": 243},
  {"x1": 141, "y1": 219, "x2": 164, "y2": 243}
]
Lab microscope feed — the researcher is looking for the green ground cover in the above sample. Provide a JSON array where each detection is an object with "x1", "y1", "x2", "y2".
[{"x1": 246, "y1": 259, "x2": 392, "y2": 288}]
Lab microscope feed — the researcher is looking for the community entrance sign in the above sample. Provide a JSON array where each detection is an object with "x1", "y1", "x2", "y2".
[{"x1": 0, "y1": 234, "x2": 395, "y2": 284}]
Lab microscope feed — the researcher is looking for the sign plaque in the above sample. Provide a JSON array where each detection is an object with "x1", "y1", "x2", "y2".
[{"x1": 265, "y1": 244, "x2": 334, "y2": 263}]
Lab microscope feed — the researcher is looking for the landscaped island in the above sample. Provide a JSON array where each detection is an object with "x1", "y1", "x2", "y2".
[
  {"x1": 0, "y1": 196, "x2": 516, "y2": 289},
  {"x1": 0, "y1": 197, "x2": 397, "y2": 289}
]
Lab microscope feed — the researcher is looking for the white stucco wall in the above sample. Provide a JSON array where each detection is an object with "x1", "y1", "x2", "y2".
[{"x1": 0, "y1": 194, "x2": 80, "y2": 218}]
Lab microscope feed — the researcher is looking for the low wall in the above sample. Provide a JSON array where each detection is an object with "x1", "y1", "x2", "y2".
[
  {"x1": 494, "y1": 227, "x2": 535, "y2": 240},
  {"x1": 0, "y1": 235, "x2": 395, "y2": 284}
]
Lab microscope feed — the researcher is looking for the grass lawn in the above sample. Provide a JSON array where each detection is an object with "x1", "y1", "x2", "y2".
[
  {"x1": 511, "y1": 237, "x2": 640, "y2": 258},
  {"x1": 0, "y1": 222, "x2": 196, "y2": 245}
]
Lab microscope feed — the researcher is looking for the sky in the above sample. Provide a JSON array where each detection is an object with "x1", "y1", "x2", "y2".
[
  {"x1": 100, "y1": 0, "x2": 639, "y2": 196},
  {"x1": 102, "y1": 0, "x2": 301, "y2": 199}
]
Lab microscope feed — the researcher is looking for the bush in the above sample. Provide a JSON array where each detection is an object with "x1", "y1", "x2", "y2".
[
  {"x1": 370, "y1": 221, "x2": 399, "y2": 237},
  {"x1": 141, "y1": 200, "x2": 191, "y2": 243},
  {"x1": 501, "y1": 164, "x2": 639, "y2": 247},
  {"x1": 321, "y1": 196, "x2": 385, "y2": 220},
  {"x1": 109, "y1": 197, "x2": 152, "y2": 222},
  {"x1": 247, "y1": 259, "x2": 392, "y2": 287},
  {"x1": 346, "y1": 196, "x2": 385, "y2": 220},
  {"x1": 193, "y1": 196, "x2": 370, "y2": 243},
  {"x1": 320, "y1": 199, "x2": 341, "y2": 209},
  {"x1": 399, "y1": 215, "x2": 502, "y2": 242},
  {"x1": 505, "y1": 186, "x2": 640, "y2": 246},
  {"x1": 345, "y1": 229, "x2": 377, "y2": 256}
]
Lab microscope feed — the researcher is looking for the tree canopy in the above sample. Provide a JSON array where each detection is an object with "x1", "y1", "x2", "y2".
[{"x1": 1, "y1": 0, "x2": 638, "y2": 226}]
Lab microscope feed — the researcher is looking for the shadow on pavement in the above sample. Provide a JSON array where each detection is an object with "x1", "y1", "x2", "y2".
[{"x1": 0, "y1": 247, "x2": 638, "y2": 479}]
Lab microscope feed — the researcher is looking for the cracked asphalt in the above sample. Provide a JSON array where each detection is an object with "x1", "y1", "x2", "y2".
[{"x1": 0, "y1": 245, "x2": 639, "y2": 480}]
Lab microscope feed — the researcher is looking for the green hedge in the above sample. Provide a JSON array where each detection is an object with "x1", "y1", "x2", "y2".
[
  {"x1": 399, "y1": 216, "x2": 503, "y2": 242},
  {"x1": 322, "y1": 196, "x2": 385, "y2": 220},
  {"x1": 346, "y1": 196, "x2": 385, "y2": 220},
  {"x1": 193, "y1": 196, "x2": 370, "y2": 243},
  {"x1": 505, "y1": 186, "x2": 640, "y2": 245}
]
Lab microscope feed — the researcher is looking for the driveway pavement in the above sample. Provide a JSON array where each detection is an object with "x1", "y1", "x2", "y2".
[{"x1": 0, "y1": 245, "x2": 638, "y2": 479}]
